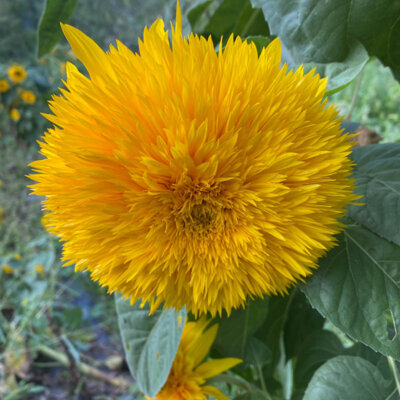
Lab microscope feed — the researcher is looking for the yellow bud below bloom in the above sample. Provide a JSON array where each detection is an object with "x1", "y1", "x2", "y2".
[{"x1": 148, "y1": 318, "x2": 241, "y2": 400}]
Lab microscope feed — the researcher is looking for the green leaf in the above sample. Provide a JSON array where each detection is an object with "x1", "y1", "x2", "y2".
[
  {"x1": 244, "y1": 337, "x2": 271, "y2": 367},
  {"x1": 303, "y1": 356, "x2": 394, "y2": 400},
  {"x1": 293, "y1": 330, "x2": 343, "y2": 398},
  {"x1": 284, "y1": 290, "x2": 324, "y2": 360},
  {"x1": 349, "y1": 143, "x2": 400, "y2": 246},
  {"x1": 389, "y1": 16, "x2": 400, "y2": 81},
  {"x1": 188, "y1": 0, "x2": 269, "y2": 41},
  {"x1": 213, "y1": 297, "x2": 269, "y2": 360},
  {"x1": 230, "y1": 1, "x2": 269, "y2": 38},
  {"x1": 115, "y1": 296, "x2": 186, "y2": 397},
  {"x1": 245, "y1": 36, "x2": 273, "y2": 55},
  {"x1": 187, "y1": 0, "x2": 215, "y2": 33},
  {"x1": 255, "y1": 294, "x2": 293, "y2": 371},
  {"x1": 302, "y1": 221, "x2": 400, "y2": 359},
  {"x1": 37, "y1": 0, "x2": 78, "y2": 58},
  {"x1": 304, "y1": 41, "x2": 369, "y2": 95},
  {"x1": 345, "y1": 342, "x2": 392, "y2": 381},
  {"x1": 250, "y1": 0, "x2": 400, "y2": 87},
  {"x1": 234, "y1": 391, "x2": 267, "y2": 400}
]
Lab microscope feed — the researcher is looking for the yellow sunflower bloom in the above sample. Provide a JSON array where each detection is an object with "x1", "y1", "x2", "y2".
[
  {"x1": 0, "y1": 79, "x2": 9, "y2": 93},
  {"x1": 29, "y1": 3, "x2": 357, "y2": 316},
  {"x1": 3, "y1": 264, "x2": 13, "y2": 274},
  {"x1": 10, "y1": 108, "x2": 20, "y2": 121},
  {"x1": 21, "y1": 90, "x2": 36, "y2": 104},
  {"x1": 148, "y1": 318, "x2": 241, "y2": 400},
  {"x1": 8, "y1": 65, "x2": 27, "y2": 83},
  {"x1": 14, "y1": 254, "x2": 21, "y2": 261}
]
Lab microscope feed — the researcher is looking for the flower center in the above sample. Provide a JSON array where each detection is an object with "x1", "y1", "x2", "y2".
[
  {"x1": 172, "y1": 181, "x2": 223, "y2": 238},
  {"x1": 182, "y1": 202, "x2": 216, "y2": 236}
]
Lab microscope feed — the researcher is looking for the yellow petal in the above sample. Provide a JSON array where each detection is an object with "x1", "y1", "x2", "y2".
[
  {"x1": 195, "y1": 358, "x2": 242, "y2": 379},
  {"x1": 190, "y1": 323, "x2": 218, "y2": 366},
  {"x1": 175, "y1": 0, "x2": 182, "y2": 36},
  {"x1": 202, "y1": 385, "x2": 231, "y2": 400},
  {"x1": 61, "y1": 24, "x2": 115, "y2": 82}
]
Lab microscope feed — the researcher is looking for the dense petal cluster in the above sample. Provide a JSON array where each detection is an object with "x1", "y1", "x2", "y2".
[
  {"x1": 148, "y1": 319, "x2": 241, "y2": 400},
  {"x1": 30, "y1": 4, "x2": 356, "y2": 315}
]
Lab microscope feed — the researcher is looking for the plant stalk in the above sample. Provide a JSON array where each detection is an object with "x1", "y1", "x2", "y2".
[
  {"x1": 346, "y1": 70, "x2": 364, "y2": 121},
  {"x1": 37, "y1": 343, "x2": 130, "y2": 388},
  {"x1": 388, "y1": 356, "x2": 400, "y2": 396}
]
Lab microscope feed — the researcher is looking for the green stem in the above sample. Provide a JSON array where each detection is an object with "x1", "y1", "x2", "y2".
[
  {"x1": 346, "y1": 70, "x2": 364, "y2": 122},
  {"x1": 207, "y1": 374, "x2": 254, "y2": 392},
  {"x1": 387, "y1": 356, "x2": 400, "y2": 396},
  {"x1": 384, "y1": 387, "x2": 398, "y2": 400},
  {"x1": 257, "y1": 364, "x2": 273, "y2": 400}
]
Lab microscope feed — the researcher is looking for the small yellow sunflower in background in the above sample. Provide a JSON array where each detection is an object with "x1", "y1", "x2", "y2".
[
  {"x1": 10, "y1": 108, "x2": 20, "y2": 121},
  {"x1": 30, "y1": 3, "x2": 357, "y2": 316},
  {"x1": 148, "y1": 318, "x2": 241, "y2": 400},
  {"x1": 0, "y1": 206, "x2": 4, "y2": 222},
  {"x1": 8, "y1": 64, "x2": 27, "y2": 83},
  {"x1": 0, "y1": 180, "x2": 2, "y2": 189},
  {"x1": 0, "y1": 79, "x2": 9, "y2": 93},
  {"x1": 14, "y1": 254, "x2": 21, "y2": 261},
  {"x1": 20, "y1": 90, "x2": 36, "y2": 104},
  {"x1": 35, "y1": 264, "x2": 45, "y2": 276},
  {"x1": 2, "y1": 264, "x2": 13, "y2": 274}
]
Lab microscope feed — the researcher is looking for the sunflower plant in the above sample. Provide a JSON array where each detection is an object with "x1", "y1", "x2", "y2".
[{"x1": 29, "y1": 0, "x2": 400, "y2": 399}]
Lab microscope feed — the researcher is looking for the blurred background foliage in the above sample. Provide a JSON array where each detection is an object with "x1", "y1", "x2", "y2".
[{"x1": 0, "y1": 0, "x2": 400, "y2": 399}]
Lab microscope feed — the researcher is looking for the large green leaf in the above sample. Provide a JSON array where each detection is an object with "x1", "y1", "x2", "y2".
[
  {"x1": 213, "y1": 297, "x2": 269, "y2": 361},
  {"x1": 115, "y1": 296, "x2": 186, "y2": 397},
  {"x1": 37, "y1": 0, "x2": 78, "y2": 58},
  {"x1": 303, "y1": 221, "x2": 400, "y2": 359},
  {"x1": 303, "y1": 41, "x2": 368, "y2": 96},
  {"x1": 349, "y1": 143, "x2": 400, "y2": 246},
  {"x1": 251, "y1": 0, "x2": 400, "y2": 89},
  {"x1": 303, "y1": 356, "x2": 394, "y2": 400},
  {"x1": 245, "y1": 36, "x2": 273, "y2": 55},
  {"x1": 292, "y1": 330, "x2": 344, "y2": 399},
  {"x1": 345, "y1": 342, "x2": 392, "y2": 381},
  {"x1": 187, "y1": 0, "x2": 269, "y2": 42}
]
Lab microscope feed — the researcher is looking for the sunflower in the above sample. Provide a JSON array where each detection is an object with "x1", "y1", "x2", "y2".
[
  {"x1": 2, "y1": 264, "x2": 13, "y2": 275},
  {"x1": 20, "y1": 90, "x2": 36, "y2": 104},
  {"x1": 30, "y1": 3, "x2": 356, "y2": 316},
  {"x1": 10, "y1": 108, "x2": 20, "y2": 121},
  {"x1": 148, "y1": 318, "x2": 241, "y2": 400},
  {"x1": 0, "y1": 80, "x2": 9, "y2": 93},
  {"x1": 8, "y1": 65, "x2": 27, "y2": 83}
]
